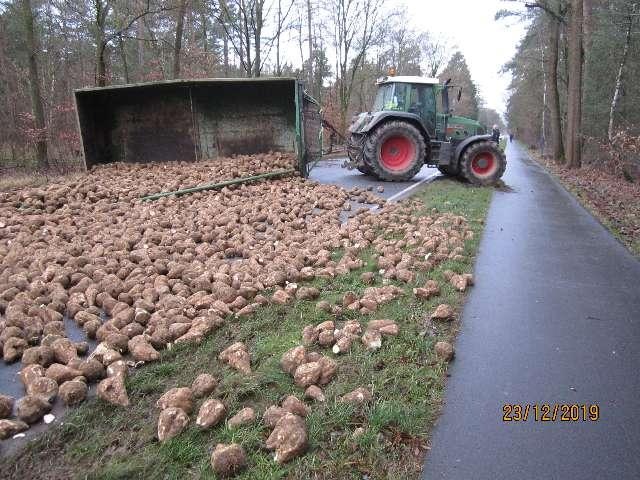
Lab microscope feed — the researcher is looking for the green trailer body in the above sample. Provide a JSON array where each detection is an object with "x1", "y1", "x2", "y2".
[{"x1": 74, "y1": 78, "x2": 321, "y2": 177}]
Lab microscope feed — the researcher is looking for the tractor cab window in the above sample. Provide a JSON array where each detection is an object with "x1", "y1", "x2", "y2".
[
  {"x1": 373, "y1": 84, "x2": 396, "y2": 111},
  {"x1": 373, "y1": 83, "x2": 410, "y2": 112}
]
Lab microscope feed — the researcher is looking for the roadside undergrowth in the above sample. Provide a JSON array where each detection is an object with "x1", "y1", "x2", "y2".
[{"x1": 0, "y1": 179, "x2": 492, "y2": 480}]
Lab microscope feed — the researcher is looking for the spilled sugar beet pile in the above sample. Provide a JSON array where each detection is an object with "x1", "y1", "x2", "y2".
[
  {"x1": 0, "y1": 153, "x2": 380, "y2": 436},
  {"x1": 0, "y1": 153, "x2": 473, "y2": 471}
]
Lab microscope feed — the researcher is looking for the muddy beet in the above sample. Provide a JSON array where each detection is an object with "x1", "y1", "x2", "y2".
[{"x1": 211, "y1": 443, "x2": 247, "y2": 477}]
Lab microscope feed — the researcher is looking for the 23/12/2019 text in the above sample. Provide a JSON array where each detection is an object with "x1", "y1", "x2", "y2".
[{"x1": 502, "y1": 404, "x2": 600, "y2": 422}]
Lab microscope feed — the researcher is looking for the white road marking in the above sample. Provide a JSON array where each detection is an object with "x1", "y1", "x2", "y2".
[{"x1": 384, "y1": 171, "x2": 440, "y2": 203}]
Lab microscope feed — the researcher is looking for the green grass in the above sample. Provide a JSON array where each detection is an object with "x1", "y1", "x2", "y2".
[{"x1": 1, "y1": 179, "x2": 493, "y2": 480}]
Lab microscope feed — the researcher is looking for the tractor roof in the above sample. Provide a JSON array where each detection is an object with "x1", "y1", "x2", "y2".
[{"x1": 376, "y1": 76, "x2": 440, "y2": 85}]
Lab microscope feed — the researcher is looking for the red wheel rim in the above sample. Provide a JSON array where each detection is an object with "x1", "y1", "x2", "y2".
[
  {"x1": 471, "y1": 152, "x2": 497, "y2": 177},
  {"x1": 380, "y1": 135, "x2": 415, "y2": 171}
]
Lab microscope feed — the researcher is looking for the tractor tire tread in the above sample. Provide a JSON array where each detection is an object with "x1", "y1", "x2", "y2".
[
  {"x1": 460, "y1": 140, "x2": 507, "y2": 186},
  {"x1": 363, "y1": 121, "x2": 426, "y2": 182}
]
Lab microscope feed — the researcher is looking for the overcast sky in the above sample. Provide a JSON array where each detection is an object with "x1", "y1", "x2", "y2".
[{"x1": 395, "y1": 0, "x2": 529, "y2": 115}]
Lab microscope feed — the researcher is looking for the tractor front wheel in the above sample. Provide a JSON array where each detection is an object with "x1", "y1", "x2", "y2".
[
  {"x1": 364, "y1": 121, "x2": 426, "y2": 181},
  {"x1": 460, "y1": 141, "x2": 506, "y2": 186}
]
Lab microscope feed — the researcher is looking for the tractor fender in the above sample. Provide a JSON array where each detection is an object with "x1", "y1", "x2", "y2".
[
  {"x1": 356, "y1": 112, "x2": 431, "y2": 142},
  {"x1": 454, "y1": 134, "x2": 494, "y2": 161}
]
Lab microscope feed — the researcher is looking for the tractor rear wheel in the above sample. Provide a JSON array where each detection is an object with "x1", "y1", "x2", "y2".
[
  {"x1": 460, "y1": 141, "x2": 506, "y2": 186},
  {"x1": 364, "y1": 121, "x2": 426, "y2": 181}
]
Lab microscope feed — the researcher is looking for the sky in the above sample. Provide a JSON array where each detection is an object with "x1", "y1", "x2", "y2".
[{"x1": 396, "y1": 0, "x2": 529, "y2": 115}]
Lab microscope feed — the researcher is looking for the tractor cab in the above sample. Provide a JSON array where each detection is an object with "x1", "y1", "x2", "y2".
[{"x1": 371, "y1": 77, "x2": 441, "y2": 138}]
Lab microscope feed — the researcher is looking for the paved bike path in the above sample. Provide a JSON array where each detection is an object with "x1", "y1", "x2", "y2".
[{"x1": 422, "y1": 142, "x2": 640, "y2": 479}]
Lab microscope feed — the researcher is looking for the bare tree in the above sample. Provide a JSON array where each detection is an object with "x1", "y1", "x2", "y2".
[
  {"x1": 306, "y1": 0, "x2": 312, "y2": 81},
  {"x1": 253, "y1": 0, "x2": 264, "y2": 76},
  {"x1": 329, "y1": 0, "x2": 384, "y2": 132},
  {"x1": 508, "y1": 1, "x2": 566, "y2": 161},
  {"x1": 173, "y1": 0, "x2": 188, "y2": 78},
  {"x1": 88, "y1": 0, "x2": 174, "y2": 86},
  {"x1": 274, "y1": 0, "x2": 295, "y2": 75},
  {"x1": 22, "y1": 0, "x2": 48, "y2": 167},
  {"x1": 421, "y1": 34, "x2": 450, "y2": 77}
]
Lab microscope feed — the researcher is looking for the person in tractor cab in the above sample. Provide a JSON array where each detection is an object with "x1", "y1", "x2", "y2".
[{"x1": 492, "y1": 124, "x2": 500, "y2": 143}]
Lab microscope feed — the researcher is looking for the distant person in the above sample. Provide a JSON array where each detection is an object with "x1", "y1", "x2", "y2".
[
  {"x1": 509, "y1": 132, "x2": 514, "y2": 142},
  {"x1": 492, "y1": 124, "x2": 500, "y2": 143}
]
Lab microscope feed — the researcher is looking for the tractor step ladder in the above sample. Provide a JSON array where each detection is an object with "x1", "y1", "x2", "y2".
[{"x1": 437, "y1": 141, "x2": 453, "y2": 165}]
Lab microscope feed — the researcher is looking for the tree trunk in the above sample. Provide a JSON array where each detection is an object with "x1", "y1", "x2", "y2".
[
  {"x1": 541, "y1": 39, "x2": 547, "y2": 155},
  {"x1": 172, "y1": 0, "x2": 188, "y2": 79},
  {"x1": 201, "y1": 10, "x2": 208, "y2": 52},
  {"x1": 307, "y1": 0, "x2": 313, "y2": 90},
  {"x1": 22, "y1": 0, "x2": 48, "y2": 167},
  {"x1": 582, "y1": 0, "x2": 594, "y2": 54},
  {"x1": 241, "y1": 0, "x2": 251, "y2": 77},
  {"x1": 547, "y1": 13, "x2": 564, "y2": 163},
  {"x1": 253, "y1": 1, "x2": 263, "y2": 77},
  {"x1": 218, "y1": 0, "x2": 230, "y2": 75},
  {"x1": 137, "y1": 18, "x2": 144, "y2": 80},
  {"x1": 96, "y1": 43, "x2": 107, "y2": 86},
  {"x1": 275, "y1": 0, "x2": 281, "y2": 75},
  {"x1": 566, "y1": 0, "x2": 583, "y2": 168},
  {"x1": 94, "y1": 0, "x2": 108, "y2": 87},
  {"x1": 223, "y1": 33, "x2": 229, "y2": 75},
  {"x1": 119, "y1": 35, "x2": 130, "y2": 83},
  {"x1": 608, "y1": 8, "x2": 633, "y2": 142}
]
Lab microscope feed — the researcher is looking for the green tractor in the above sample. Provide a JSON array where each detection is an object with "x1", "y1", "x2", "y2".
[{"x1": 346, "y1": 76, "x2": 506, "y2": 185}]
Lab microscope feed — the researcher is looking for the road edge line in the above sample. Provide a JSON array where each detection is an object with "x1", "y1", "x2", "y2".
[{"x1": 384, "y1": 171, "x2": 440, "y2": 204}]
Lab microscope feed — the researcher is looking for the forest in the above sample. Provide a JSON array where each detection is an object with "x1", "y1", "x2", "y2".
[
  {"x1": 0, "y1": 0, "x2": 502, "y2": 171},
  {"x1": 1, "y1": 0, "x2": 639, "y2": 180},
  {"x1": 503, "y1": 0, "x2": 640, "y2": 177}
]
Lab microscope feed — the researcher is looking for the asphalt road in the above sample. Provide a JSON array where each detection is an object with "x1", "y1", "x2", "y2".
[
  {"x1": 308, "y1": 158, "x2": 439, "y2": 201},
  {"x1": 422, "y1": 142, "x2": 640, "y2": 479}
]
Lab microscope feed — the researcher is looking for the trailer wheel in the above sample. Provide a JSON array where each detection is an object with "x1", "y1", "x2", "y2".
[
  {"x1": 460, "y1": 141, "x2": 506, "y2": 186},
  {"x1": 364, "y1": 121, "x2": 426, "y2": 181}
]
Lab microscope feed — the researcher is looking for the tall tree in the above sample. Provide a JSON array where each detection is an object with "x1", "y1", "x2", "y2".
[
  {"x1": 172, "y1": 0, "x2": 188, "y2": 79},
  {"x1": 306, "y1": 0, "x2": 312, "y2": 84},
  {"x1": 545, "y1": 1, "x2": 565, "y2": 162},
  {"x1": 607, "y1": 2, "x2": 636, "y2": 141},
  {"x1": 566, "y1": 0, "x2": 583, "y2": 168},
  {"x1": 329, "y1": 0, "x2": 384, "y2": 132},
  {"x1": 22, "y1": 0, "x2": 47, "y2": 167},
  {"x1": 253, "y1": 0, "x2": 263, "y2": 76},
  {"x1": 439, "y1": 52, "x2": 480, "y2": 119}
]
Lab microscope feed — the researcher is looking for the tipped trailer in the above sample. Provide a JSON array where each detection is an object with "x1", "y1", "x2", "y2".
[{"x1": 74, "y1": 78, "x2": 322, "y2": 194}]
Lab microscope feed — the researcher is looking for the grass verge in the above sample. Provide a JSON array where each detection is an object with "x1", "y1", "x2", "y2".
[{"x1": 0, "y1": 179, "x2": 492, "y2": 480}]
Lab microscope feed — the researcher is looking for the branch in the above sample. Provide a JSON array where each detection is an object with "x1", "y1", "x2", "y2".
[
  {"x1": 524, "y1": 2, "x2": 566, "y2": 24},
  {"x1": 105, "y1": 1, "x2": 181, "y2": 44}
]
